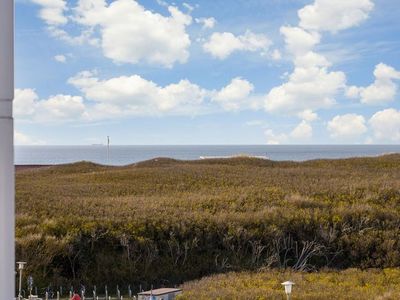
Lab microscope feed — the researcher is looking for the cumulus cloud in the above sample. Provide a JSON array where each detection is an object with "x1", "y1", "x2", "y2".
[
  {"x1": 298, "y1": 0, "x2": 374, "y2": 33},
  {"x1": 195, "y1": 17, "x2": 216, "y2": 29},
  {"x1": 297, "y1": 110, "x2": 318, "y2": 122},
  {"x1": 265, "y1": 120, "x2": 313, "y2": 144},
  {"x1": 33, "y1": 0, "x2": 193, "y2": 67},
  {"x1": 15, "y1": 70, "x2": 263, "y2": 123},
  {"x1": 14, "y1": 88, "x2": 86, "y2": 122},
  {"x1": 31, "y1": 0, "x2": 68, "y2": 25},
  {"x1": 54, "y1": 54, "x2": 67, "y2": 63},
  {"x1": 265, "y1": 25, "x2": 345, "y2": 115},
  {"x1": 39, "y1": 95, "x2": 86, "y2": 120},
  {"x1": 68, "y1": 71, "x2": 208, "y2": 118},
  {"x1": 264, "y1": 129, "x2": 288, "y2": 145},
  {"x1": 14, "y1": 131, "x2": 45, "y2": 145},
  {"x1": 74, "y1": 0, "x2": 193, "y2": 67},
  {"x1": 14, "y1": 89, "x2": 38, "y2": 117},
  {"x1": 203, "y1": 30, "x2": 272, "y2": 60},
  {"x1": 212, "y1": 77, "x2": 259, "y2": 111},
  {"x1": 264, "y1": 0, "x2": 375, "y2": 117},
  {"x1": 68, "y1": 71, "x2": 262, "y2": 117},
  {"x1": 265, "y1": 65, "x2": 345, "y2": 114},
  {"x1": 270, "y1": 49, "x2": 282, "y2": 60},
  {"x1": 280, "y1": 26, "x2": 320, "y2": 56},
  {"x1": 68, "y1": 71, "x2": 263, "y2": 118},
  {"x1": 369, "y1": 108, "x2": 400, "y2": 143},
  {"x1": 346, "y1": 63, "x2": 400, "y2": 105},
  {"x1": 327, "y1": 114, "x2": 367, "y2": 139},
  {"x1": 290, "y1": 120, "x2": 313, "y2": 140}
]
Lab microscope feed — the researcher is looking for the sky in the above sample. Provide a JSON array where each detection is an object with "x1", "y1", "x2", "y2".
[{"x1": 14, "y1": 0, "x2": 400, "y2": 145}]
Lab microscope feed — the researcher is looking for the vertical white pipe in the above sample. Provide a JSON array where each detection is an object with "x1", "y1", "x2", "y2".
[
  {"x1": 0, "y1": 0, "x2": 15, "y2": 299},
  {"x1": 18, "y1": 267, "x2": 23, "y2": 299}
]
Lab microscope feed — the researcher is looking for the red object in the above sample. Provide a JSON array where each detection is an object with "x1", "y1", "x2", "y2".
[{"x1": 71, "y1": 294, "x2": 81, "y2": 300}]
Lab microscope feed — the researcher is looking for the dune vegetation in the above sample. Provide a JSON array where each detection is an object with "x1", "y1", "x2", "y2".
[
  {"x1": 15, "y1": 154, "x2": 400, "y2": 294},
  {"x1": 178, "y1": 268, "x2": 400, "y2": 299}
]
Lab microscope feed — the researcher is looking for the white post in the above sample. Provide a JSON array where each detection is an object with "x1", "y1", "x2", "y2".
[
  {"x1": 17, "y1": 262, "x2": 26, "y2": 300},
  {"x1": 0, "y1": 1, "x2": 15, "y2": 300},
  {"x1": 18, "y1": 266, "x2": 23, "y2": 299}
]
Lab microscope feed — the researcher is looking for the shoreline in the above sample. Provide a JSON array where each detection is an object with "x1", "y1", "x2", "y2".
[{"x1": 14, "y1": 152, "x2": 400, "y2": 171}]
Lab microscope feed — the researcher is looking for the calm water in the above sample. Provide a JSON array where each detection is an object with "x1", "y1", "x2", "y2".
[{"x1": 14, "y1": 145, "x2": 400, "y2": 166}]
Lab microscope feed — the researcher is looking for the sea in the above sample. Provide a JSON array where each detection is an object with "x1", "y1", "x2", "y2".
[{"x1": 14, "y1": 145, "x2": 400, "y2": 166}]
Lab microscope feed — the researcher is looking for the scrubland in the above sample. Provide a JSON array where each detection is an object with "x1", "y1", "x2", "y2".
[
  {"x1": 178, "y1": 268, "x2": 400, "y2": 299},
  {"x1": 15, "y1": 155, "x2": 400, "y2": 296}
]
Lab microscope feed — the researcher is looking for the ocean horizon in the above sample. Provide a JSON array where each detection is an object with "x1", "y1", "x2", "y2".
[{"x1": 15, "y1": 145, "x2": 400, "y2": 166}]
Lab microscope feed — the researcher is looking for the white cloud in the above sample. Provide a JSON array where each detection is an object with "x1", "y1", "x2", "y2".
[
  {"x1": 264, "y1": 129, "x2": 288, "y2": 145},
  {"x1": 203, "y1": 30, "x2": 272, "y2": 60},
  {"x1": 49, "y1": 27, "x2": 100, "y2": 46},
  {"x1": 270, "y1": 49, "x2": 282, "y2": 60},
  {"x1": 298, "y1": 0, "x2": 374, "y2": 33},
  {"x1": 346, "y1": 63, "x2": 400, "y2": 105},
  {"x1": 294, "y1": 51, "x2": 331, "y2": 68},
  {"x1": 73, "y1": 0, "x2": 192, "y2": 67},
  {"x1": 14, "y1": 89, "x2": 38, "y2": 117},
  {"x1": 195, "y1": 17, "x2": 216, "y2": 29},
  {"x1": 265, "y1": 120, "x2": 314, "y2": 144},
  {"x1": 156, "y1": 0, "x2": 168, "y2": 7},
  {"x1": 265, "y1": 65, "x2": 345, "y2": 114},
  {"x1": 69, "y1": 71, "x2": 263, "y2": 117},
  {"x1": 264, "y1": 0, "x2": 375, "y2": 117},
  {"x1": 38, "y1": 94, "x2": 86, "y2": 121},
  {"x1": 31, "y1": 0, "x2": 68, "y2": 25},
  {"x1": 280, "y1": 26, "x2": 320, "y2": 56},
  {"x1": 54, "y1": 54, "x2": 67, "y2": 63},
  {"x1": 297, "y1": 110, "x2": 318, "y2": 122},
  {"x1": 327, "y1": 114, "x2": 367, "y2": 139},
  {"x1": 369, "y1": 108, "x2": 400, "y2": 143},
  {"x1": 345, "y1": 85, "x2": 360, "y2": 99},
  {"x1": 16, "y1": 71, "x2": 262, "y2": 123},
  {"x1": 212, "y1": 77, "x2": 257, "y2": 111},
  {"x1": 290, "y1": 120, "x2": 313, "y2": 140},
  {"x1": 35, "y1": 0, "x2": 193, "y2": 67},
  {"x1": 14, "y1": 88, "x2": 86, "y2": 122},
  {"x1": 14, "y1": 131, "x2": 45, "y2": 145},
  {"x1": 182, "y1": 2, "x2": 195, "y2": 12},
  {"x1": 182, "y1": 2, "x2": 198, "y2": 13},
  {"x1": 68, "y1": 71, "x2": 208, "y2": 118}
]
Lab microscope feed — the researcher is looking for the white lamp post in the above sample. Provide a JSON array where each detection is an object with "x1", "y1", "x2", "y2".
[
  {"x1": 17, "y1": 262, "x2": 27, "y2": 300},
  {"x1": 281, "y1": 281, "x2": 295, "y2": 300},
  {"x1": 0, "y1": 1, "x2": 15, "y2": 300}
]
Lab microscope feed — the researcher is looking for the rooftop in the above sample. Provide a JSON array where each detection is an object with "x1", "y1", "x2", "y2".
[{"x1": 138, "y1": 288, "x2": 182, "y2": 296}]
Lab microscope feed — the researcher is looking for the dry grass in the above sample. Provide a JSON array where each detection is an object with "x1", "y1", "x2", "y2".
[
  {"x1": 15, "y1": 155, "x2": 400, "y2": 287},
  {"x1": 179, "y1": 269, "x2": 400, "y2": 300}
]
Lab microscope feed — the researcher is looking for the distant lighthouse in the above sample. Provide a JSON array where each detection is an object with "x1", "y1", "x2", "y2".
[{"x1": 107, "y1": 136, "x2": 110, "y2": 164}]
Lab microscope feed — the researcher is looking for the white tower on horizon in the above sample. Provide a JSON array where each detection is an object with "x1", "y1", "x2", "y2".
[{"x1": 107, "y1": 135, "x2": 110, "y2": 164}]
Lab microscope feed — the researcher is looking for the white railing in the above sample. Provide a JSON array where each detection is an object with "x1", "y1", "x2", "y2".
[{"x1": 0, "y1": 1, "x2": 15, "y2": 300}]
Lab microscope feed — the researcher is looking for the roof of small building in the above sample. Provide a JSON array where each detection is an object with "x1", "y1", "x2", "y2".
[{"x1": 138, "y1": 288, "x2": 182, "y2": 296}]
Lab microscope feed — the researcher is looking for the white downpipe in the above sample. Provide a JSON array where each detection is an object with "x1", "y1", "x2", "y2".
[{"x1": 0, "y1": 0, "x2": 15, "y2": 299}]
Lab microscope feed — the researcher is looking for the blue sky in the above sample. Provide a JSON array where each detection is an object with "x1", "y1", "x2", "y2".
[{"x1": 14, "y1": 0, "x2": 400, "y2": 145}]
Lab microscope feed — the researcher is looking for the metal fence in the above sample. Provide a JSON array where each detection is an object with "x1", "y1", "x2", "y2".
[{"x1": 21, "y1": 285, "x2": 141, "y2": 300}]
